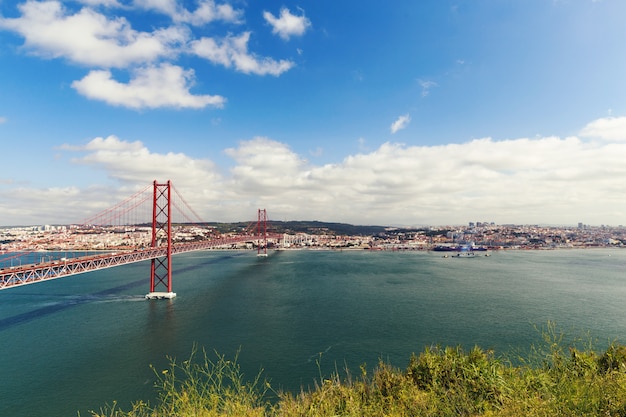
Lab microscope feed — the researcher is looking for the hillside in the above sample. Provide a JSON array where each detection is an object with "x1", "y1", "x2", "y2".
[{"x1": 206, "y1": 220, "x2": 389, "y2": 236}]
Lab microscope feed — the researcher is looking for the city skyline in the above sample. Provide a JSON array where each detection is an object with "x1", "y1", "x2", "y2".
[{"x1": 1, "y1": 0, "x2": 626, "y2": 226}]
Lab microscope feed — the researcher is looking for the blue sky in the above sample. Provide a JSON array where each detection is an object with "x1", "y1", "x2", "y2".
[{"x1": 1, "y1": 0, "x2": 626, "y2": 226}]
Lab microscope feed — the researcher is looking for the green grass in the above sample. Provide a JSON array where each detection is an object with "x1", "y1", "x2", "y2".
[{"x1": 89, "y1": 323, "x2": 626, "y2": 417}]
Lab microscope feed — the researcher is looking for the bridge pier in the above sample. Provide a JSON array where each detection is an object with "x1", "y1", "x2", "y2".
[{"x1": 145, "y1": 291, "x2": 176, "y2": 300}]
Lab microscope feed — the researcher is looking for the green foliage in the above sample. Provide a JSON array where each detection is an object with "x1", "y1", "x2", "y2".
[
  {"x1": 599, "y1": 343, "x2": 626, "y2": 374},
  {"x1": 406, "y1": 345, "x2": 508, "y2": 415},
  {"x1": 90, "y1": 345, "x2": 268, "y2": 417},
  {"x1": 92, "y1": 325, "x2": 626, "y2": 417}
]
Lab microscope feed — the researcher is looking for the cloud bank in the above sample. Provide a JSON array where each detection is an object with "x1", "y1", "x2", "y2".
[{"x1": 2, "y1": 116, "x2": 626, "y2": 227}]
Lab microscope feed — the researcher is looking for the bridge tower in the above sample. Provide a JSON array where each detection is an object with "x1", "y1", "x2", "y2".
[
  {"x1": 257, "y1": 208, "x2": 268, "y2": 257},
  {"x1": 146, "y1": 180, "x2": 176, "y2": 299}
]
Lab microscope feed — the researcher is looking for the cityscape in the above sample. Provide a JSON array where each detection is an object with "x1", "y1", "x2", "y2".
[{"x1": 2, "y1": 221, "x2": 626, "y2": 256}]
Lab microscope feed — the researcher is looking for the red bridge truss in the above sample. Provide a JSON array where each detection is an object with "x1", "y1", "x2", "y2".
[{"x1": 0, "y1": 181, "x2": 280, "y2": 297}]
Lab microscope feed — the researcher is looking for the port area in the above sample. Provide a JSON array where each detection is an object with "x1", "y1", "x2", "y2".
[{"x1": 145, "y1": 292, "x2": 177, "y2": 300}]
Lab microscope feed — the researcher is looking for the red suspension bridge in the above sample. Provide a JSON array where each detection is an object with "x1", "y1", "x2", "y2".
[{"x1": 0, "y1": 181, "x2": 280, "y2": 298}]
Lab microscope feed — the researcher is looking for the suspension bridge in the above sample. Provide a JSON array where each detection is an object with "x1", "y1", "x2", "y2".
[{"x1": 0, "y1": 181, "x2": 280, "y2": 298}]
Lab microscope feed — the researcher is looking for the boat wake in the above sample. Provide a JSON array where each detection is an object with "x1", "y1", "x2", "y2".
[{"x1": 0, "y1": 279, "x2": 147, "y2": 330}]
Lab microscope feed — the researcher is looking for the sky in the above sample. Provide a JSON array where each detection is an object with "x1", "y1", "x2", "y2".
[{"x1": 1, "y1": 0, "x2": 626, "y2": 227}]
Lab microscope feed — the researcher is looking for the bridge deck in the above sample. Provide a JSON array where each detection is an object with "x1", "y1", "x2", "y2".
[{"x1": 0, "y1": 234, "x2": 280, "y2": 290}]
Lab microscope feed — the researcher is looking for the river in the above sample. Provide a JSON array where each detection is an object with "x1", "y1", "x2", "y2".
[{"x1": 1, "y1": 248, "x2": 626, "y2": 416}]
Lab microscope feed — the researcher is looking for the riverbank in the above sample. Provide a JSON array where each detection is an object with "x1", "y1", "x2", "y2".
[{"x1": 92, "y1": 325, "x2": 626, "y2": 417}]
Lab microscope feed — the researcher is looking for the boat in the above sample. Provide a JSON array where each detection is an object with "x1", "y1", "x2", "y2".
[
  {"x1": 433, "y1": 245, "x2": 459, "y2": 252},
  {"x1": 433, "y1": 244, "x2": 488, "y2": 252},
  {"x1": 436, "y1": 243, "x2": 489, "y2": 258}
]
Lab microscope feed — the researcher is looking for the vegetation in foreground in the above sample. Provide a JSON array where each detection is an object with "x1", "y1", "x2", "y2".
[{"x1": 90, "y1": 323, "x2": 626, "y2": 417}]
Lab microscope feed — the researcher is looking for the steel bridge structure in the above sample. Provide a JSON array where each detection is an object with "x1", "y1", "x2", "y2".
[{"x1": 0, "y1": 181, "x2": 279, "y2": 298}]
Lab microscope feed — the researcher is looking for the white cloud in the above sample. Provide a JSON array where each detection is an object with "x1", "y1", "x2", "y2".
[
  {"x1": 182, "y1": 0, "x2": 242, "y2": 25},
  {"x1": 77, "y1": 0, "x2": 123, "y2": 7},
  {"x1": 71, "y1": 63, "x2": 226, "y2": 109},
  {"x1": 60, "y1": 135, "x2": 144, "y2": 152},
  {"x1": 57, "y1": 135, "x2": 223, "y2": 218},
  {"x1": 191, "y1": 32, "x2": 294, "y2": 76},
  {"x1": 263, "y1": 7, "x2": 311, "y2": 40},
  {"x1": 0, "y1": 116, "x2": 6, "y2": 124},
  {"x1": 0, "y1": 0, "x2": 296, "y2": 108},
  {"x1": 418, "y1": 79, "x2": 438, "y2": 97},
  {"x1": 57, "y1": 135, "x2": 224, "y2": 224},
  {"x1": 67, "y1": 135, "x2": 220, "y2": 186},
  {"x1": 390, "y1": 114, "x2": 410, "y2": 134},
  {"x1": 215, "y1": 133, "x2": 626, "y2": 225},
  {"x1": 0, "y1": 0, "x2": 186, "y2": 68},
  {"x1": 579, "y1": 116, "x2": 626, "y2": 142},
  {"x1": 134, "y1": 0, "x2": 243, "y2": 26},
  {"x1": 6, "y1": 116, "x2": 626, "y2": 226},
  {"x1": 224, "y1": 137, "x2": 308, "y2": 192},
  {"x1": 0, "y1": 186, "x2": 87, "y2": 225}
]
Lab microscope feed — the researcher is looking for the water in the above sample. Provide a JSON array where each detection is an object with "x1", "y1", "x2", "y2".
[{"x1": 1, "y1": 248, "x2": 626, "y2": 416}]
